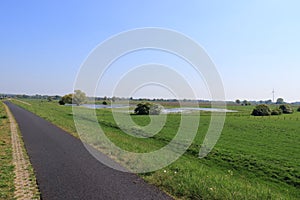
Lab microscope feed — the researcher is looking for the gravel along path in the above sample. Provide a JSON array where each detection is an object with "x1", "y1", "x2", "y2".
[
  {"x1": 4, "y1": 103, "x2": 39, "y2": 200},
  {"x1": 5, "y1": 101, "x2": 172, "y2": 200}
]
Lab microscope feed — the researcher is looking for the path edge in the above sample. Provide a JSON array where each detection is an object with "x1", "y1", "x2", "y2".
[{"x1": 3, "y1": 102, "x2": 40, "y2": 200}]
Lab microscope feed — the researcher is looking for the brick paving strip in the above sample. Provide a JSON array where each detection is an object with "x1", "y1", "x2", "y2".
[{"x1": 4, "y1": 103, "x2": 39, "y2": 200}]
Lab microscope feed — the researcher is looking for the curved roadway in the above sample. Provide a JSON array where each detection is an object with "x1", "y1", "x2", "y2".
[{"x1": 5, "y1": 101, "x2": 172, "y2": 200}]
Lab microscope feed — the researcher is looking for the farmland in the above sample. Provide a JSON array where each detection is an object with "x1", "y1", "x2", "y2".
[{"x1": 11, "y1": 99, "x2": 300, "y2": 199}]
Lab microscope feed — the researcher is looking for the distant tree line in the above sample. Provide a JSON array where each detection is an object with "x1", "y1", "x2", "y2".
[
  {"x1": 235, "y1": 99, "x2": 251, "y2": 106},
  {"x1": 235, "y1": 97, "x2": 299, "y2": 106},
  {"x1": 0, "y1": 94, "x2": 62, "y2": 100}
]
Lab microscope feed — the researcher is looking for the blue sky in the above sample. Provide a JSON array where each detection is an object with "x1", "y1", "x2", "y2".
[{"x1": 1, "y1": 1, "x2": 300, "y2": 102}]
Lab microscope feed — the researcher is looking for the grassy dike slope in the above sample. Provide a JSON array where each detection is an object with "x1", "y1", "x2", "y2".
[
  {"x1": 0, "y1": 102, "x2": 14, "y2": 199},
  {"x1": 11, "y1": 99, "x2": 300, "y2": 199}
]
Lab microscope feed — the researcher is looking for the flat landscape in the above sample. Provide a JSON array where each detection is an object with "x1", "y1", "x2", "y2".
[
  {"x1": 2, "y1": 1, "x2": 300, "y2": 200},
  {"x1": 10, "y1": 99, "x2": 300, "y2": 199}
]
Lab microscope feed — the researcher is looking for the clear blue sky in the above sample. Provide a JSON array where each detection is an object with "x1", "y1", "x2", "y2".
[{"x1": 1, "y1": 0, "x2": 300, "y2": 102}]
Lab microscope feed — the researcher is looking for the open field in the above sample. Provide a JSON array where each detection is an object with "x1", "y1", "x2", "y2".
[
  {"x1": 11, "y1": 99, "x2": 300, "y2": 199},
  {"x1": 0, "y1": 102, "x2": 14, "y2": 200}
]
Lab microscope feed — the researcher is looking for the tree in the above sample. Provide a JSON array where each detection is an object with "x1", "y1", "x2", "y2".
[
  {"x1": 251, "y1": 104, "x2": 271, "y2": 116},
  {"x1": 134, "y1": 102, "x2": 162, "y2": 115},
  {"x1": 297, "y1": 107, "x2": 300, "y2": 112},
  {"x1": 134, "y1": 102, "x2": 150, "y2": 115},
  {"x1": 235, "y1": 99, "x2": 241, "y2": 104},
  {"x1": 242, "y1": 100, "x2": 251, "y2": 106},
  {"x1": 279, "y1": 104, "x2": 293, "y2": 114},
  {"x1": 149, "y1": 104, "x2": 163, "y2": 115},
  {"x1": 59, "y1": 90, "x2": 87, "y2": 105},
  {"x1": 73, "y1": 90, "x2": 87, "y2": 106},
  {"x1": 265, "y1": 99, "x2": 272, "y2": 104},
  {"x1": 58, "y1": 100, "x2": 65, "y2": 105},
  {"x1": 60, "y1": 94, "x2": 72, "y2": 105},
  {"x1": 276, "y1": 98, "x2": 284, "y2": 104}
]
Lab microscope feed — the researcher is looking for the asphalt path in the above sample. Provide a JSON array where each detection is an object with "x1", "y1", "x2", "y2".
[{"x1": 5, "y1": 101, "x2": 172, "y2": 200}]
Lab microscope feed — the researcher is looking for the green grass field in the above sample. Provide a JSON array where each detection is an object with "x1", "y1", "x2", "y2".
[
  {"x1": 0, "y1": 102, "x2": 14, "y2": 200},
  {"x1": 11, "y1": 99, "x2": 300, "y2": 199}
]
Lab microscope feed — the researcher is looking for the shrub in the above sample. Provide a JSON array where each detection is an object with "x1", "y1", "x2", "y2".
[
  {"x1": 134, "y1": 102, "x2": 150, "y2": 115},
  {"x1": 58, "y1": 100, "x2": 65, "y2": 105},
  {"x1": 59, "y1": 94, "x2": 72, "y2": 105},
  {"x1": 149, "y1": 104, "x2": 162, "y2": 115},
  {"x1": 279, "y1": 104, "x2": 293, "y2": 114},
  {"x1": 271, "y1": 109, "x2": 282, "y2": 115},
  {"x1": 59, "y1": 90, "x2": 87, "y2": 106},
  {"x1": 297, "y1": 107, "x2": 300, "y2": 112},
  {"x1": 134, "y1": 102, "x2": 162, "y2": 115},
  {"x1": 251, "y1": 104, "x2": 271, "y2": 116},
  {"x1": 102, "y1": 101, "x2": 108, "y2": 105}
]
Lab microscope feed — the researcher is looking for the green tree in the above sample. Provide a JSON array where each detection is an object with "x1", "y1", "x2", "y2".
[
  {"x1": 60, "y1": 94, "x2": 73, "y2": 105},
  {"x1": 58, "y1": 100, "x2": 65, "y2": 105},
  {"x1": 235, "y1": 99, "x2": 241, "y2": 104},
  {"x1": 251, "y1": 104, "x2": 271, "y2": 116},
  {"x1": 297, "y1": 107, "x2": 300, "y2": 112},
  {"x1": 242, "y1": 100, "x2": 251, "y2": 106},
  {"x1": 149, "y1": 104, "x2": 162, "y2": 115},
  {"x1": 134, "y1": 102, "x2": 151, "y2": 115},
  {"x1": 276, "y1": 98, "x2": 284, "y2": 104},
  {"x1": 279, "y1": 104, "x2": 293, "y2": 114},
  {"x1": 265, "y1": 99, "x2": 272, "y2": 104},
  {"x1": 73, "y1": 90, "x2": 87, "y2": 106},
  {"x1": 134, "y1": 102, "x2": 162, "y2": 115}
]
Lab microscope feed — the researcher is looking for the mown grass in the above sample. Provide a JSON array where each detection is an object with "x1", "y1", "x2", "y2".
[
  {"x1": 0, "y1": 102, "x2": 14, "y2": 200},
  {"x1": 11, "y1": 99, "x2": 300, "y2": 199}
]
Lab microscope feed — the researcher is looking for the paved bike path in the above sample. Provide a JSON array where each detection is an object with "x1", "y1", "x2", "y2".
[{"x1": 5, "y1": 102, "x2": 172, "y2": 200}]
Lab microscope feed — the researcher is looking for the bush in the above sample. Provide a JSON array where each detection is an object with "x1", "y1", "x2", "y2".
[
  {"x1": 251, "y1": 104, "x2": 271, "y2": 116},
  {"x1": 271, "y1": 109, "x2": 282, "y2": 115},
  {"x1": 59, "y1": 90, "x2": 87, "y2": 106},
  {"x1": 59, "y1": 94, "x2": 72, "y2": 105},
  {"x1": 297, "y1": 107, "x2": 300, "y2": 112},
  {"x1": 102, "y1": 101, "x2": 107, "y2": 105},
  {"x1": 134, "y1": 102, "x2": 162, "y2": 115},
  {"x1": 58, "y1": 100, "x2": 65, "y2": 105},
  {"x1": 134, "y1": 102, "x2": 150, "y2": 115},
  {"x1": 149, "y1": 104, "x2": 162, "y2": 115},
  {"x1": 279, "y1": 104, "x2": 293, "y2": 114}
]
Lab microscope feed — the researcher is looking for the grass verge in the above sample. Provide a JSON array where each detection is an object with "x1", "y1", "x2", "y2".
[
  {"x1": 1, "y1": 101, "x2": 40, "y2": 200},
  {"x1": 0, "y1": 102, "x2": 14, "y2": 200},
  {"x1": 11, "y1": 99, "x2": 300, "y2": 199}
]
